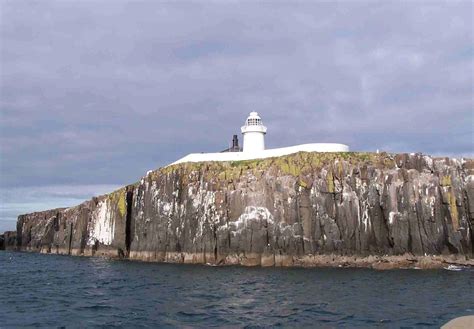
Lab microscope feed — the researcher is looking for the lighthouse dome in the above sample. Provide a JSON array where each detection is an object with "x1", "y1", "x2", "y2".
[{"x1": 245, "y1": 112, "x2": 263, "y2": 126}]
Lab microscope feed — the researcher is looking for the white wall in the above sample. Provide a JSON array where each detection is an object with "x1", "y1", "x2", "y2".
[{"x1": 170, "y1": 143, "x2": 350, "y2": 166}]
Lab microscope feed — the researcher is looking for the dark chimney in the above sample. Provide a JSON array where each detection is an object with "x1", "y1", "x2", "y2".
[{"x1": 232, "y1": 135, "x2": 239, "y2": 149}]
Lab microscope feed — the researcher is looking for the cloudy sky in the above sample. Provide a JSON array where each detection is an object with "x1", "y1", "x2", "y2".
[{"x1": 0, "y1": 1, "x2": 473, "y2": 230}]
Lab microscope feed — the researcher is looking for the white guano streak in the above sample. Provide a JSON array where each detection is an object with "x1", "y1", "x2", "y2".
[
  {"x1": 227, "y1": 206, "x2": 274, "y2": 234},
  {"x1": 87, "y1": 200, "x2": 115, "y2": 246}
]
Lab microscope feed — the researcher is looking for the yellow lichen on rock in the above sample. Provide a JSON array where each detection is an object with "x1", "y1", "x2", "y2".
[
  {"x1": 448, "y1": 190, "x2": 459, "y2": 230},
  {"x1": 336, "y1": 160, "x2": 344, "y2": 178},
  {"x1": 440, "y1": 175, "x2": 452, "y2": 187},
  {"x1": 327, "y1": 171, "x2": 335, "y2": 193},
  {"x1": 298, "y1": 179, "x2": 308, "y2": 188},
  {"x1": 218, "y1": 171, "x2": 227, "y2": 181},
  {"x1": 117, "y1": 190, "x2": 126, "y2": 217},
  {"x1": 107, "y1": 188, "x2": 127, "y2": 217}
]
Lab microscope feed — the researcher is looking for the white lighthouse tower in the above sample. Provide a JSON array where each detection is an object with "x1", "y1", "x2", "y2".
[{"x1": 241, "y1": 112, "x2": 267, "y2": 153}]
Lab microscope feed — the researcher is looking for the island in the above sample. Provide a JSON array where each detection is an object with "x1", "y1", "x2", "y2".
[
  {"x1": 1, "y1": 151, "x2": 473, "y2": 269},
  {"x1": 1, "y1": 113, "x2": 472, "y2": 269}
]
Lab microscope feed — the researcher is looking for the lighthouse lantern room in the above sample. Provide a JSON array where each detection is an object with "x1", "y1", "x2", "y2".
[{"x1": 241, "y1": 112, "x2": 267, "y2": 153}]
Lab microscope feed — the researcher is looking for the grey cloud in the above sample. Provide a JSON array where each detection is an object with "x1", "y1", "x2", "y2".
[{"x1": 1, "y1": 0, "x2": 473, "y2": 191}]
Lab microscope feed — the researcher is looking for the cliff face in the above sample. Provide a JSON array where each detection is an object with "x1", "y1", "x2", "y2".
[
  {"x1": 3, "y1": 152, "x2": 474, "y2": 267},
  {"x1": 0, "y1": 231, "x2": 16, "y2": 250}
]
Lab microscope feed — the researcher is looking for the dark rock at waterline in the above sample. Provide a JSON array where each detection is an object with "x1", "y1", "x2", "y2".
[
  {"x1": 4, "y1": 152, "x2": 474, "y2": 267},
  {"x1": 1, "y1": 231, "x2": 17, "y2": 250}
]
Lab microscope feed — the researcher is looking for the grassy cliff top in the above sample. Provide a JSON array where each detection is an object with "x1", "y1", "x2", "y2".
[
  {"x1": 104, "y1": 151, "x2": 473, "y2": 201},
  {"x1": 160, "y1": 151, "x2": 396, "y2": 175}
]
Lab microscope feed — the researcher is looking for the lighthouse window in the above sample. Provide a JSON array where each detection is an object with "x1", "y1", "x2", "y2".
[
  {"x1": 247, "y1": 118, "x2": 262, "y2": 126},
  {"x1": 247, "y1": 119, "x2": 262, "y2": 126}
]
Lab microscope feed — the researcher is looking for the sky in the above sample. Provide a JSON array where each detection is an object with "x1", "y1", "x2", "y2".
[{"x1": 0, "y1": 1, "x2": 473, "y2": 231}]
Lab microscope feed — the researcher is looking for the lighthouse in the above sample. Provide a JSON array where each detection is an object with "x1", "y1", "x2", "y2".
[
  {"x1": 171, "y1": 110, "x2": 349, "y2": 166},
  {"x1": 241, "y1": 112, "x2": 267, "y2": 153}
]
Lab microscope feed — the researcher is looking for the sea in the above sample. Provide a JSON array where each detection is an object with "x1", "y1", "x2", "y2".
[{"x1": 0, "y1": 251, "x2": 472, "y2": 328}]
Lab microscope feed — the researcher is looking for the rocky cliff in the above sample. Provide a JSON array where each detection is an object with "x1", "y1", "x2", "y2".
[{"x1": 2, "y1": 152, "x2": 473, "y2": 268}]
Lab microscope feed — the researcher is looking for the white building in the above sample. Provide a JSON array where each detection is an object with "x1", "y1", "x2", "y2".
[{"x1": 171, "y1": 112, "x2": 349, "y2": 165}]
